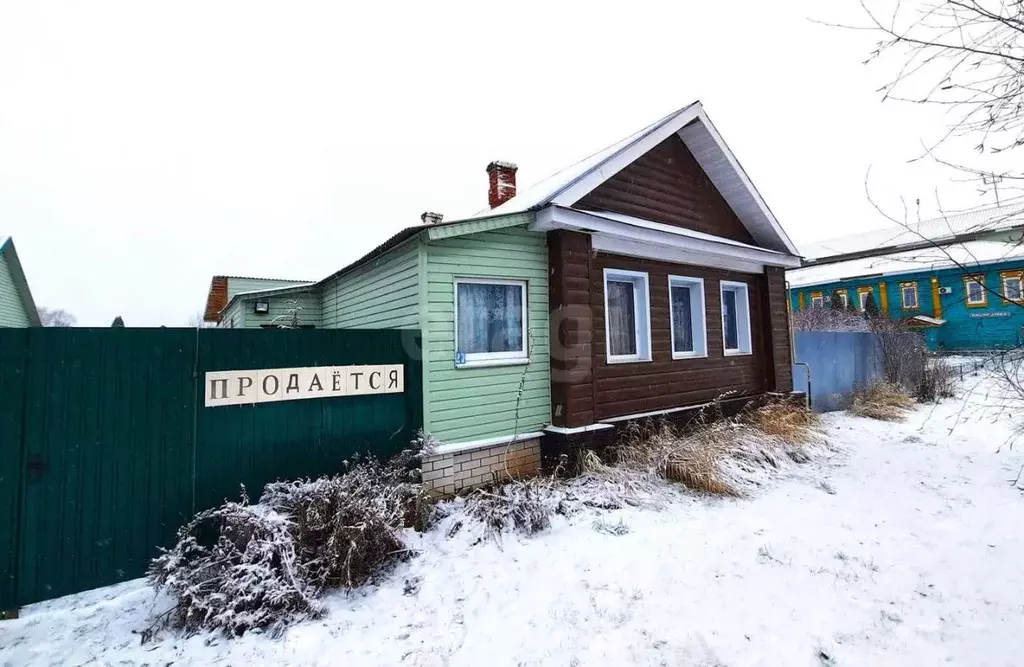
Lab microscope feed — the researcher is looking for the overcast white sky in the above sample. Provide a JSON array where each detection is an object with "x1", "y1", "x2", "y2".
[{"x1": 0, "y1": 1, "x2": 1013, "y2": 326}]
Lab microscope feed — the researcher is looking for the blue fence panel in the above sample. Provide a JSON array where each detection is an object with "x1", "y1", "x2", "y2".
[{"x1": 792, "y1": 331, "x2": 883, "y2": 412}]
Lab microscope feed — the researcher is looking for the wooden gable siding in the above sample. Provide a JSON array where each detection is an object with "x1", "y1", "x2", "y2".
[
  {"x1": 575, "y1": 133, "x2": 755, "y2": 244},
  {"x1": 0, "y1": 251, "x2": 30, "y2": 327}
]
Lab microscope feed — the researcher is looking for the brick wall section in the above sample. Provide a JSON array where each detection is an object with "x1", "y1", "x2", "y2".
[{"x1": 421, "y1": 438, "x2": 542, "y2": 494}]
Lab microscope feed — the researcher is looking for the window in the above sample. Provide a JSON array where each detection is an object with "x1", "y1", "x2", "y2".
[
  {"x1": 720, "y1": 281, "x2": 752, "y2": 355},
  {"x1": 836, "y1": 290, "x2": 849, "y2": 309},
  {"x1": 857, "y1": 287, "x2": 873, "y2": 311},
  {"x1": 669, "y1": 276, "x2": 707, "y2": 359},
  {"x1": 603, "y1": 269, "x2": 651, "y2": 363},
  {"x1": 454, "y1": 278, "x2": 528, "y2": 367},
  {"x1": 963, "y1": 276, "x2": 987, "y2": 307},
  {"x1": 900, "y1": 282, "x2": 919, "y2": 309},
  {"x1": 810, "y1": 292, "x2": 824, "y2": 308},
  {"x1": 1002, "y1": 272, "x2": 1023, "y2": 302}
]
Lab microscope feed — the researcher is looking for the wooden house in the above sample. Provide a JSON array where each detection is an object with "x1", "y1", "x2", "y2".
[{"x1": 202, "y1": 102, "x2": 802, "y2": 492}]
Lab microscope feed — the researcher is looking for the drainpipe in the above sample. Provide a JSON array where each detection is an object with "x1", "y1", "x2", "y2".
[{"x1": 787, "y1": 280, "x2": 812, "y2": 410}]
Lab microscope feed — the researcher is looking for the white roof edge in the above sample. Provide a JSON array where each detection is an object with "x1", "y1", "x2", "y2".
[
  {"x1": 547, "y1": 103, "x2": 705, "y2": 208},
  {"x1": 688, "y1": 110, "x2": 799, "y2": 256},
  {"x1": 539, "y1": 104, "x2": 798, "y2": 257}
]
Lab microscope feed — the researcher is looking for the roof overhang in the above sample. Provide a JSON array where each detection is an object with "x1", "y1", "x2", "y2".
[{"x1": 532, "y1": 206, "x2": 801, "y2": 274}]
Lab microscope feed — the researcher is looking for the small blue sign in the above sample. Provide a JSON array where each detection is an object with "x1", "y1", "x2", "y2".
[{"x1": 454, "y1": 351, "x2": 466, "y2": 365}]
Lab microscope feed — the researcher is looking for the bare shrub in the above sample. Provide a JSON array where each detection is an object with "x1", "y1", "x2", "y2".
[
  {"x1": 465, "y1": 479, "x2": 557, "y2": 537},
  {"x1": 791, "y1": 306, "x2": 869, "y2": 332},
  {"x1": 148, "y1": 497, "x2": 322, "y2": 637},
  {"x1": 850, "y1": 383, "x2": 916, "y2": 421},
  {"x1": 918, "y1": 358, "x2": 958, "y2": 403},
  {"x1": 149, "y1": 446, "x2": 425, "y2": 637},
  {"x1": 868, "y1": 318, "x2": 928, "y2": 393},
  {"x1": 259, "y1": 451, "x2": 422, "y2": 590}
]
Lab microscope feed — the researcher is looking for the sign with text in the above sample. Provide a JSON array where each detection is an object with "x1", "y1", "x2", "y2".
[
  {"x1": 205, "y1": 364, "x2": 405, "y2": 407},
  {"x1": 969, "y1": 311, "x2": 1011, "y2": 319}
]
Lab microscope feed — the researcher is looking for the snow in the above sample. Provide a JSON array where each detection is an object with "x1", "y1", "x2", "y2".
[
  {"x1": 788, "y1": 239, "x2": 1024, "y2": 289},
  {"x1": 4, "y1": 371, "x2": 1024, "y2": 666},
  {"x1": 799, "y1": 200, "x2": 1024, "y2": 261}
]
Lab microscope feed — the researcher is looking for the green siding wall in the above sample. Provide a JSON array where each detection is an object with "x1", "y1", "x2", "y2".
[
  {"x1": 218, "y1": 299, "x2": 246, "y2": 328},
  {"x1": 246, "y1": 289, "x2": 322, "y2": 328},
  {"x1": 0, "y1": 252, "x2": 30, "y2": 327},
  {"x1": 321, "y1": 239, "x2": 421, "y2": 329},
  {"x1": 423, "y1": 227, "x2": 550, "y2": 444}
]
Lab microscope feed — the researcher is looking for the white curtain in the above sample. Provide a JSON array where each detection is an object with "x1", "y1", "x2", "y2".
[
  {"x1": 457, "y1": 283, "x2": 523, "y2": 354},
  {"x1": 607, "y1": 281, "x2": 636, "y2": 356},
  {"x1": 671, "y1": 285, "x2": 693, "y2": 353},
  {"x1": 723, "y1": 289, "x2": 739, "y2": 350}
]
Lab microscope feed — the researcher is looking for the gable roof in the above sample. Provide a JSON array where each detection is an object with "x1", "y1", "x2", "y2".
[
  {"x1": 801, "y1": 200, "x2": 1024, "y2": 262},
  {"x1": 0, "y1": 236, "x2": 41, "y2": 326},
  {"x1": 477, "y1": 101, "x2": 799, "y2": 256},
  {"x1": 203, "y1": 275, "x2": 313, "y2": 322}
]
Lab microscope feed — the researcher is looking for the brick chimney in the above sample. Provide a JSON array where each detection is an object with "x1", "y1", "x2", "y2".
[
  {"x1": 421, "y1": 211, "x2": 444, "y2": 225},
  {"x1": 486, "y1": 161, "x2": 518, "y2": 209}
]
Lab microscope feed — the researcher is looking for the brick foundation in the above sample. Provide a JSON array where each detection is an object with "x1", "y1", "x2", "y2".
[{"x1": 421, "y1": 438, "x2": 541, "y2": 494}]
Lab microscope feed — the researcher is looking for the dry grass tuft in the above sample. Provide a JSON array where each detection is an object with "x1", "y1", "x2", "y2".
[
  {"x1": 850, "y1": 382, "x2": 916, "y2": 421},
  {"x1": 599, "y1": 400, "x2": 823, "y2": 497},
  {"x1": 744, "y1": 399, "x2": 821, "y2": 444}
]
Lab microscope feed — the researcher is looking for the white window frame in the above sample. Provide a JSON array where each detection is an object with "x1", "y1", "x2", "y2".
[
  {"x1": 837, "y1": 290, "x2": 849, "y2": 309},
  {"x1": 720, "y1": 280, "x2": 752, "y2": 356},
  {"x1": 453, "y1": 277, "x2": 529, "y2": 368},
  {"x1": 603, "y1": 268, "x2": 652, "y2": 364},
  {"x1": 668, "y1": 275, "x2": 707, "y2": 359},
  {"x1": 1001, "y1": 273, "x2": 1022, "y2": 302},
  {"x1": 810, "y1": 292, "x2": 824, "y2": 309},
  {"x1": 900, "y1": 282, "x2": 918, "y2": 309},
  {"x1": 857, "y1": 287, "x2": 873, "y2": 311},
  {"x1": 964, "y1": 276, "x2": 987, "y2": 306}
]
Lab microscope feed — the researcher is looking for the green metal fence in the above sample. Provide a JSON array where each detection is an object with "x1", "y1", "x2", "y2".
[{"x1": 0, "y1": 328, "x2": 422, "y2": 610}]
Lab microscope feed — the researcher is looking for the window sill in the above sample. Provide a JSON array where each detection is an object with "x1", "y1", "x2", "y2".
[
  {"x1": 723, "y1": 350, "x2": 753, "y2": 357},
  {"x1": 454, "y1": 358, "x2": 530, "y2": 370},
  {"x1": 606, "y1": 357, "x2": 653, "y2": 365},
  {"x1": 672, "y1": 352, "x2": 708, "y2": 361}
]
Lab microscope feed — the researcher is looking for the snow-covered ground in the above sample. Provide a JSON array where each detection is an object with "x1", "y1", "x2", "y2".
[{"x1": 3, "y1": 371, "x2": 1023, "y2": 666}]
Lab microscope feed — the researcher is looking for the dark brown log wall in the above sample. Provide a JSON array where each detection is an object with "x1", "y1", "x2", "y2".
[
  {"x1": 548, "y1": 230, "x2": 596, "y2": 428},
  {"x1": 764, "y1": 266, "x2": 794, "y2": 392},
  {"x1": 589, "y1": 253, "x2": 769, "y2": 421},
  {"x1": 549, "y1": 245, "x2": 794, "y2": 426},
  {"x1": 575, "y1": 134, "x2": 755, "y2": 244}
]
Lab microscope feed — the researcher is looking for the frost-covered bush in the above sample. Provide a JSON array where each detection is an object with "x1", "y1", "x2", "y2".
[
  {"x1": 260, "y1": 449, "x2": 422, "y2": 590},
  {"x1": 148, "y1": 497, "x2": 322, "y2": 636},
  {"x1": 465, "y1": 481, "x2": 557, "y2": 537},
  {"x1": 149, "y1": 445, "x2": 426, "y2": 637}
]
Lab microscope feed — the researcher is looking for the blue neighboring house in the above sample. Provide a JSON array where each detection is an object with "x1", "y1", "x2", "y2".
[{"x1": 787, "y1": 201, "x2": 1024, "y2": 351}]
